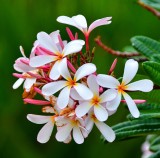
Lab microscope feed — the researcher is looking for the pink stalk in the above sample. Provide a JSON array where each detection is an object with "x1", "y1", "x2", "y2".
[
  {"x1": 66, "y1": 27, "x2": 75, "y2": 40},
  {"x1": 108, "y1": 58, "x2": 118, "y2": 75},
  {"x1": 75, "y1": 32, "x2": 78, "y2": 39},
  {"x1": 13, "y1": 73, "x2": 25, "y2": 78},
  {"x1": 58, "y1": 34, "x2": 64, "y2": 49},
  {"x1": 85, "y1": 34, "x2": 90, "y2": 52},
  {"x1": 20, "y1": 59, "x2": 29, "y2": 65},
  {"x1": 27, "y1": 72, "x2": 41, "y2": 79},
  {"x1": 121, "y1": 100, "x2": 146, "y2": 104},
  {"x1": 67, "y1": 60, "x2": 76, "y2": 73},
  {"x1": 34, "y1": 87, "x2": 42, "y2": 95},
  {"x1": 99, "y1": 87, "x2": 103, "y2": 93},
  {"x1": 24, "y1": 98, "x2": 50, "y2": 105}
]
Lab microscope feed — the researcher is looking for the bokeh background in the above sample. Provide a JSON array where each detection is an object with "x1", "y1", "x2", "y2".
[{"x1": 0, "y1": 0, "x2": 159, "y2": 158}]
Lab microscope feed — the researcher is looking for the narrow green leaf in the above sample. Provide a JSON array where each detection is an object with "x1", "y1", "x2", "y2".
[
  {"x1": 137, "y1": 103, "x2": 160, "y2": 110},
  {"x1": 131, "y1": 36, "x2": 160, "y2": 61},
  {"x1": 140, "y1": 0, "x2": 160, "y2": 11},
  {"x1": 149, "y1": 150, "x2": 160, "y2": 158},
  {"x1": 150, "y1": 135, "x2": 160, "y2": 152},
  {"x1": 143, "y1": 61, "x2": 160, "y2": 86}
]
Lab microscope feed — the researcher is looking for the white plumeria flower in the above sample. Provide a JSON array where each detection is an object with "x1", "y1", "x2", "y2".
[
  {"x1": 55, "y1": 117, "x2": 88, "y2": 144},
  {"x1": 27, "y1": 114, "x2": 55, "y2": 143},
  {"x1": 75, "y1": 75, "x2": 117, "y2": 121},
  {"x1": 42, "y1": 58, "x2": 96, "y2": 109},
  {"x1": 57, "y1": 14, "x2": 112, "y2": 36},
  {"x1": 30, "y1": 31, "x2": 85, "y2": 80},
  {"x1": 97, "y1": 59, "x2": 154, "y2": 118},
  {"x1": 141, "y1": 141, "x2": 153, "y2": 158},
  {"x1": 13, "y1": 49, "x2": 37, "y2": 91},
  {"x1": 85, "y1": 111, "x2": 115, "y2": 142}
]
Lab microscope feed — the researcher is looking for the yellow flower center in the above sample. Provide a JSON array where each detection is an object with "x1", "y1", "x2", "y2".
[
  {"x1": 56, "y1": 53, "x2": 64, "y2": 61},
  {"x1": 91, "y1": 95, "x2": 101, "y2": 106},
  {"x1": 66, "y1": 78, "x2": 77, "y2": 88},
  {"x1": 117, "y1": 83, "x2": 127, "y2": 93}
]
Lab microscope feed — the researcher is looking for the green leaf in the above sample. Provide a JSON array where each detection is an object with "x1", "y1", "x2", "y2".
[
  {"x1": 137, "y1": 103, "x2": 160, "y2": 110},
  {"x1": 140, "y1": 0, "x2": 160, "y2": 11},
  {"x1": 149, "y1": 150, "x2": 160, "y2": 158},
  {"x1": 143, "y1": 61, "x2": 160, "y2": 86},
  {"x1": 131, "y1": 36, "x2": 160, "y2": 61},
  {"x1": 102, "y1": 118, "x2": 160, "y2": 142},
  {"x1": 127, "y1": 110, "x2": 160, "y2": 120},
  {"x1": 150, "y1": 135, "x2": 160, "y2": 152}
]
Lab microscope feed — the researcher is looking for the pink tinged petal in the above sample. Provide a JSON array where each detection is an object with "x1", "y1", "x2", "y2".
[
  {"x1": 42, "y1": 81, "x2": 66, "y2": 96},
  {"x1": 49, "y1": 30, "x2": 60, "y2": 43},
  {"x1": 85, "y1": 117, "x2": 94, "y2": 133},
  {"x1": 74, "y1": 83, "x2": 93, "y2": 100},
  {"x1": 75, "y1": 102, "x2": 92, "y2": 118},
  {"x1": 74, "y1": 63, "x2": 96, "y2": 81},
  {"x1": 87, "y1": 75, "x2": 99, "y2": 95},
  {"x1": 57, "y1": 86, "x2": 71, "y2": 109},
  {"x1": 56, "y1": 124, "x2": 73, "y2": 142},
  {"x1": 122, "y1": 59, "x2": 138, "y2": 85},
  {"x1": 58, "y1": 58, "x2": 71, "y2": 80},
  {"x1": 13, "y1": 78, "x2": 24, "y2": 89},
  {"x1": 97, "y1": 74, "x2": 120, "y2": 89},
  {"x1": 94, "y1": 105, "x2": 108, "y2": 121},
  {"x1": 27, "y1": 114, "x2": 51, "y2": 124},
  {"x1": 37, "y1": 32, "x2": 59, "y2": 53},
  {"x1": 126, "y1": 79, "x2": 153, "y2": 92},
  {"x1": 106, "y1": 93, "x2": 121, "y2": 111},
  {"x1": 80, "y1": 127, "x2": 89, "y2": 138},
  {"x1": 95, "y1": 121, "x2": 115, "y2": 142},
  {"x1": 88, "y1": 17, "x2": 112, "y2": 34},
  {"x1": 24, "y1": 78, "x2": 36, "y2": 90},
  {"x1": 37, "y1": 121, "x2": 54, "y2": 143},
  {"x1": 73, "y1": 126, "x2": 84, "y2": 144},
  {"x1": 63, "y1": 40, "x2": 84, "y2": 56},
  {"x1": 72, "y1": 15, "x2": 87, "y2": 30},
  {"x1": 70, "y1": 88, "x2": 84, "y2": 100},
  {"x1": 29, "y1": 55, "x2": 56, "y2": 67},
  {"x1": 123, "y1": 92, "x2": 140, "y2": 118},
  {"x1": 100, "y1": 89, "x2": 117, "y2": 103},
  {"x1": 49, "y1": 61, "x2": 60, "y2": 80},
  {"x1": 63, "y1": 135, "x2": 72, "y2": 144},
  {"x1": 57, "y1": 16, "x2": 80, "y2": 29}
]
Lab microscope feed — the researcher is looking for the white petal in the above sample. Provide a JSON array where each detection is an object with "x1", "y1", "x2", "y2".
[
  {"x1": 95, "y1": 121, "x2": 115, "y2": 142},
  {"x1": 70, "y1": 88, "x2": 84, "y2": 100},
  {"x1": 24, "y1": 78, "x2": 36, "y2": 90},
  {"x1": 74, "y1": 83, "x2": 93, "y2": 100},
  {"x1": 49, "y1": 61, "x2": 60, "y2": 80},
  {"x1": 88, "y1": 17, "x2": 112, "y2": 33},
  {"x1": 94, "y1": 105, "x2": 108, "y2": 121},
  {"x1": 27, "y1": 114, "x2": 51, "y2": 124},
  {"x1": 85, "y1": 116, "x2": 94, "y2": 133},
  {"x1": 57, "y1": 16, "x2": 82, "y2": 30},
  {"x1": 126, "y1": 79, "x2": 153, "y2": 92},
  {"x1": 122, "y1": 59, "x2": 138, "y2": 85},
  {"x1": 63, "y1": 40, "x2": 84, "y2": 56},
  {"x1": 56, "y1": 123, "x2": 73, "y2": 142},
  {"x1": 87, "y1": 75, "x2": 99, "y2": 95},
  {"x1": 73, "y1": 126, "x2": 84, "y2": 144},
  {"x1": 58, "y1": 58, "x2": 71, "y2": 80},
  {"x1": 49, "y1": 30, "x2": 60, "y2": 43},
  {"x1": 42, "y1": 81, "x2": 66, "y2": 96},
  {"x1": 13, "y1": 78, "x2": 24, "y2": 89},
  {"x1": 123, "y1": 92, "x2": 140, "y2": 118},
  {"x1": 97, "y1": 74, "x2": 120, "y2": 88},
  {"x1": 72, "y1": 15, "x2": 87, "y2": 30},
  {"x1": 37, "y1": 121, "x2": 54, "y2": 143},
  {"x1": 100, "y1": 89, "x2": 117, "y2": 103},
  {"x1": 30, "y1": 55, "x2": 55, "y2": 67},
  {"x1": 57, "y1": 86, "x2": 71, "y2": 109},
  {"x1": 37, "y1": 32, "x2": 59, "y2": 53},
  {"x1": 106, "y1": 93, "x2": 121, "y2": 111},
  {"x1": 74, "y1": 63, "x2": 96, "y2": 81},
  {"x1": 75, "y1": 102, "x2": 92, "y2": 118}
]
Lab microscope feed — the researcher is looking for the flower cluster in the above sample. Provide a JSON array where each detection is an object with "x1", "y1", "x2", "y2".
[{"x1": 13, "y1": 15, "x2": 153, "y2": 144}]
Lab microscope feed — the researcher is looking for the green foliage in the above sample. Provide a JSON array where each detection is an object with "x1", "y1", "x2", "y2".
[
  {"x1": 131, "y1": 36, "x2": 160, "y2": 62},
  {"x1": 140, "y1": 0, "x2": 160, "y2": 11},
  {"x1": 143, "y1": 61, "x2": 160, "y2": 86},
  {"x1": 150, "y1": 135, "x2": 160, "y2": 152}
]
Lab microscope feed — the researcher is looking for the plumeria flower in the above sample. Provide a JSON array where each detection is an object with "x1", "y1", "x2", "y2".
[
  {"x1": 75, "y1": 75, "x2": 117, "y2": 121},
  {"x1": 85, "y1": 111, "x2": 115, "y2": 142},
  {"x1": 27, "y1": 114, "x2": 55, "y2": 143},
  {"x1": 97, "y1": 59, "x2": 154, "y2": 118},
  {"x1": 30, "y1": 31, "x2": 85, "y2": 80},
  {"x1": 13, "y1": 47, "x2": 38, "y2": 91},
  {"x1": 42, "y1": 58, "x2": 96, "y2": 109},
  {"x1": 141, "y1": 140, "x2": 153, "y2": 158},
  {"x1": 55, "y1": 117, "x2": 88, "y2": 144},
  {"x1": 57, "y1": 14, "x2": 112, "y2": 36}
]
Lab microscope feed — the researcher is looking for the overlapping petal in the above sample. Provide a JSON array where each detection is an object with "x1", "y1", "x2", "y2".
[
  {"x1": 49, "y1": 61, "x2": 61, "y2": 80},
  {"x1": 73, "y1": 126, "x2": 84, "y2": 144},
  {"x1": 94, "y1": 105, "x2": 108, "y2": 121}
]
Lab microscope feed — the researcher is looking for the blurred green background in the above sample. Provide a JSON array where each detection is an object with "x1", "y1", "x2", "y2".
[{"x1": 0, "y1": 0, "x2": 159, "y2": 158}]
